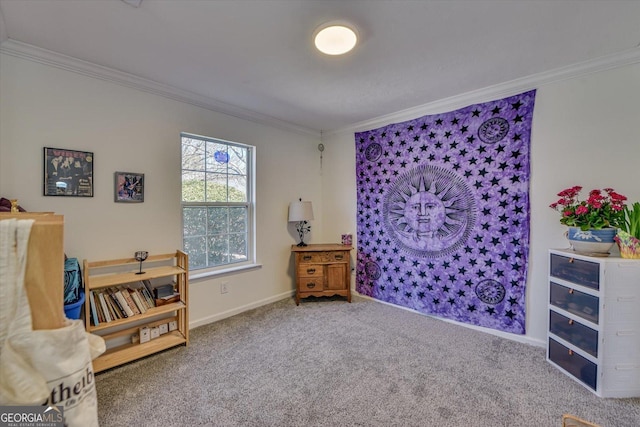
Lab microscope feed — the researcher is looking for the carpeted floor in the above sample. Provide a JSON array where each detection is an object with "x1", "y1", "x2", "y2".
[{"x1": 95, "y1": 296, "x2": 640, "y2": 426}]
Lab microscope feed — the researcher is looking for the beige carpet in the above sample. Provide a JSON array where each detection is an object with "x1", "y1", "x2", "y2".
[{"x1": 95, "y1": 296, "x2": 640, "y2": 426}]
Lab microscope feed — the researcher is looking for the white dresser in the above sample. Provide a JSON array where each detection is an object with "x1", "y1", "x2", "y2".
[{"x1": 547, "y1": 249, "x2": 640, "y2": 397}]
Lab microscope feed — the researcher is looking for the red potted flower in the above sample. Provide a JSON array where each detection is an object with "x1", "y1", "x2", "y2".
[{"x1": 550, "y1": 186, "x2": 627, "y2": 255}]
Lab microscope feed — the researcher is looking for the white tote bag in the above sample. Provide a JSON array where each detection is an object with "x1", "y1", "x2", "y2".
[{"x1": 0, "y1": 218, "x2": 105, "y2": 426}]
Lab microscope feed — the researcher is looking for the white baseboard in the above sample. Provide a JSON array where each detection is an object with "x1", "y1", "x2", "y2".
[
  {"x1": 189, "y1": 288, "x2": 545, "y2": 348},
  {"x1": 189, "y1": 290, "x2": 294, "y2": 329},
  {"x1": 354, "y1": 291, "x2": 545, "y2": 348}
]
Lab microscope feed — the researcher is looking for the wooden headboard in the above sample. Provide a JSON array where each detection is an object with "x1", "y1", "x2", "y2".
[{"x1": 0, "y1": 212, "x2": 65, "y2": 330}]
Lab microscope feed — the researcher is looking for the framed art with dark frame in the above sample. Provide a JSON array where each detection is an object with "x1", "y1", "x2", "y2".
[
  {"x1": 114, "y1": 171, "x2": 144, "y2": 203},
  {"x1": 43, "y1": 147, "x2": 94, "y2": 197}
]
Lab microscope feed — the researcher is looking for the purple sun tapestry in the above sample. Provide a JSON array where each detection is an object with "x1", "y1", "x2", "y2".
[{"x1": 355, "y1": 90, "x2": 536, "y2": 334}]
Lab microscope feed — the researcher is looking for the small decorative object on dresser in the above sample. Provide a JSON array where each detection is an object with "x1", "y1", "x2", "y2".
[
  {"x1": 615, "y1": 202, "x2": 640, "y2": 259},
  {"x1": 547, "y1": 249, "x2": 640, "y2": 397},
  {"x1": 288, "y1": 198, "x2": 314, "y2": 246},
  {"x1": 550, "y1": 186, "x2": 627, "y2": 256},
  {"x1": 566, "y1": 227, "x2": 617, "y2": 256},
  {"x1": 292, "y1": 244, "x2": 352, "y2": 305}
]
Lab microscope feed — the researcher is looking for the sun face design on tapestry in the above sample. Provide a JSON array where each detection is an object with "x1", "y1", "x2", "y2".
[
  {"x1": 355, "y1": 90, "x2": 536, "y2": 334},
  {"x1": 383, "y1": 164, "x2": 477, "y2": 258}
]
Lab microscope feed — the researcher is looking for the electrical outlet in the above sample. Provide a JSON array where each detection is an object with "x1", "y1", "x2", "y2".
[{"x1": 220, "y1": 282, "x2": 229, "y2": 294}]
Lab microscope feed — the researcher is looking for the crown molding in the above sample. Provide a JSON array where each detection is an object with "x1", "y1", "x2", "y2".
[
  {"x1": 3, "y1": 39, "x2": 638, "y2": 139},
  {"x1": 0, "y1": 39, "x2": 320, "y2": 138},
  {"x1": 327, "y1": 46, "x2": 640, "y2": 136}
]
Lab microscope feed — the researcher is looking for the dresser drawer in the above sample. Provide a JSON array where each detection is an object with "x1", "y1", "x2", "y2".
[
  {"x1": 298, "y1": 253, "x2": 321, "y2": 263},
  {"x1": 298, "y1": 276, "x2": 323, "y2": 293},
  {"x1": 298, "y1": 251, "x2": 348, "y2": 263},
  {"x1": 550, "y1": 253, "x2": 599, "y2": 290},
  {"x1": 548, "y1": 338, "x2": 597, "y2": 390},
  {"x1": 298, "y1": 264, "x2": 323, "y2": 277},
  {"x1": 549, "y1": 310, "x2": 598, "y2": 357},
  {"x1": 601, "y1": 325, "x2": 640, "y2": 364},
  {"x1": 550, "y1": 282, "x2": 599, "y2": 324},
  {"x1": 328, "y1": 251, "x2": 348, "y2": 262}
]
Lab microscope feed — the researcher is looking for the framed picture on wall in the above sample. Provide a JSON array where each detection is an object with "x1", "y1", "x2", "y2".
[
  {"x1": 43, "y1": 147, "x2": 94, "y2": 197},
  {"x1": 114, "y1": 171, "x2": 144, "y2": 203}
]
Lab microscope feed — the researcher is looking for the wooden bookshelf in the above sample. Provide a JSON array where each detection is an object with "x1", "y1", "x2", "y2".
[{"x1": 83, "y1": 250, "x2": 189, "y2": 373}]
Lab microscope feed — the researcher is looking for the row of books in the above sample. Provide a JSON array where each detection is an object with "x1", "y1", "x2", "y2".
[{"x1": 88, "y1": 280, "x2": 169, "y2": 326}]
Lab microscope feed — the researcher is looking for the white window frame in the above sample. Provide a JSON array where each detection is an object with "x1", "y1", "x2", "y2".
[{"x1": 181, "y1": 132, "x2": 258, "y2": 279}]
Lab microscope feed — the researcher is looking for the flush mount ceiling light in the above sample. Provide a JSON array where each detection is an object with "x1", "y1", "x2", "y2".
[{"x1": 314, "y1": 24, "x2": 358, "y2": 55}]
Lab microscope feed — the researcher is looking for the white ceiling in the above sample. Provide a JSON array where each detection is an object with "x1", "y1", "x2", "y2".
[{"x1": 1, "y1": 0, "x2": 639, "y2": 134}]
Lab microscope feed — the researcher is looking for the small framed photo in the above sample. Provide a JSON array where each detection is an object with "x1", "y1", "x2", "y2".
[
  {"x1": 44, "y1": 147, "x2": 94, "y2": 197},
  {"x1": 341, "y1": 234, "x2": 352, "y2": 246},
  {"x1": 114, "y1": 171, "x2": 144, "y2": 203}
]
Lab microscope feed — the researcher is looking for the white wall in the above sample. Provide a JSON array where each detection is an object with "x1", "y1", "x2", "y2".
[
  {"x1": 320, "y1": 62, "x2": 640, "y2": 345},
  {"x1": 0, "y1": 53, "x2": 322, "y2": 327}
]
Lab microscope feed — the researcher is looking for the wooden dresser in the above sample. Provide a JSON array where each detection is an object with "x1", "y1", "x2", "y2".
[{"x1": 292, "y1": 244, "x2": 352, "y2": 305}]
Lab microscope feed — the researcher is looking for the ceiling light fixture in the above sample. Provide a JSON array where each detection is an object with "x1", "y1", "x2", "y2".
[{"x1": 314, "y1": 24, "x2": 358, "y2": 55}]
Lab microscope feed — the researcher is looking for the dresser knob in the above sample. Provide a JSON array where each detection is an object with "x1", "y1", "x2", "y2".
[
  {"x1": 569, "y1": 288, "x2": 574, "y2": 294},
  {"x1": 568, "y1": 319, "x2": 574, "y2": 325},
  {"x1": 568, "y1": 349, "x2": 573, "y2": 356},
  {"x1": 569, "y1": 258, "x2": 574, "y2": 263}
]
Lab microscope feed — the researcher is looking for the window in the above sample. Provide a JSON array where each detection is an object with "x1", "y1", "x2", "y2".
[{"x1": 181, "y1": 133, "x2": 255, "y2": 272}]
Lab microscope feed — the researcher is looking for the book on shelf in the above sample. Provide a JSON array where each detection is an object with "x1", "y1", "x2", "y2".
[
  {"x1": 139, "y1": 285, "x2": 155, "y2": 308},
  {"x1": 103, "y1": 292, "x2": 120, "y2": 320},
  {"x1": 89, "y1": 280, "x2": 180, "y2": 324},
  {"x1": 140, "y1": 280, "x2": 158, "y2": 308},
  {"x1": 93, "y1": 290, "x2": 105, "y2": 323},
  {"x1": 127, "y1": 282, "x2": 154, "y2": 309},
  {"x1": 97, "y1": 292, "x2": 112, "y2": 323},
  {"x1": 89, "y1": 290, "x2": 100, "y2": 326},
  {"x1": 128, "y1": 288, "x2": 148, "y2": 314},
  {"x1": 113, "y1": 289, "x2": 135, "y2": 317},
  {"x1": 106, "y1": 288, "x2": 128, "y2": 318},
  {"x1": 119, "y1": 286, "x2": 141, "y2": 315},
  {"x1": 142, "y1": 279, "x2": 154, "y2": 296}
]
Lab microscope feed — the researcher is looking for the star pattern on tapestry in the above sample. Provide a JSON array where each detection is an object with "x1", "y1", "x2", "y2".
[{"x1": 355, "y1": 90, "x2": 536, "y2": 334}]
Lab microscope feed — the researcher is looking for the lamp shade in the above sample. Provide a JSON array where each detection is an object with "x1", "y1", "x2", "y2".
[{"x1": 288, "y1": 201, "x2": 314, "y2": 222}]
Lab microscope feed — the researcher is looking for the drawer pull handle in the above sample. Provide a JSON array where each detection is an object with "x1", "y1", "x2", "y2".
[
  {"x1": 616, "y1": 330, "x2": 635, "y2": 336},
  {"x1": 306, "y1": 282, "x2": 316, "y2": 289},
  {"x1": 307, "y1": 268, "x2": 316, "y2": 274},
  {"x1": 568, "y1": 349, "x2": 573, "y2": 356},
  {"x1": 335, "y1": 255, "x2": 344, "y2": 260},
  {"x1": 303, "y1": 255, "x2": 312, "y2": 261},
  {"x1": 568, "y1": 319, "x2": 574, "y2": 325},
  {"x1": 568, "y1": 288, "x2": 574, "y2": 294},
  {"x1": 617, "y1": 296, "x2": 635, "y2": 302}
]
